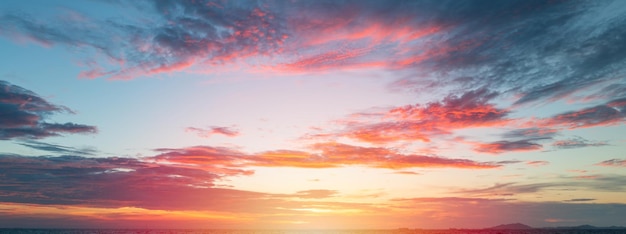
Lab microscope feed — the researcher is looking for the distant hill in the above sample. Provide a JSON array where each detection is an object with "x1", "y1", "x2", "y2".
[
  {"x1": 545, "y1": 224, "x2": 626, "y2": 229},
  {"x1": 488, "y1": 223, "x2": 533, "y2": 229}
]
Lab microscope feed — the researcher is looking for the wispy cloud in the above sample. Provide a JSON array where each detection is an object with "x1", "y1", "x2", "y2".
[
  {"x1": 286, "y1": 190, "x2": 338, "y2": 199},
  {"x1": 563, "y1": 198, "x2": 596, "y2": 202},
  {"x1": 595, "y1": 159, "x2": 626, "y2": 167},
  {"x1": 526, "y1": 161, "x2": 550, "y2": 167},
  {"x1": 473, "y1": 139, "x2": 543, "y2": 154},
  {"x1": 535, "y1": 98, "x2": 626, "y2": 129},
  {"x1": 154, "y1": 142, "x2": 500, "y2": 170},
  {"x1": 185, "y1": 126, "x2": 239, "y2": 138},
  {"x1": 502, "y1": 128, "x2": 559, "y2": 139},
  {"x1": 457, "y1": 176, "x2": 626, "y2": 198},
  {"x1": 17, "y1": 141, "x2": 96, "y2": 155},
  {"x1": 0, "y1": 80, "x2": 97, "y2": 140},
  {"x1": 551, "y1": 136, "x2": 608, "y2": 149}
]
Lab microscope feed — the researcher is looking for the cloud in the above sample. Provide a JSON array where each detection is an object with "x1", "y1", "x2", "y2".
[
  {"x1": 373, "y1": 0, "x2": 626, "y2": 107},
  {"x1": 0, "y1": 153, "x2": 210, "y2": 206},
  {"x1": 288, "y1": 190, "x2": 338, "y2": 199},
  {"x1": 185, "y1": 126, "x2": 239, "y2": 138},
  {"x1": 150, "y1": 146, "x2": 253, "y2": 176},
  {"x1": 0, "y1": 80, "x2": 97, "y2": 140},
  {"x1": 474, "y1": 129, "x2": 607, "y2": 154},
  {"x1": 551, "y1": 136, "x2": 608, "y2": 149},
  {"x1": 537, "y1": 98, "x2": 626, "y2": 129},
  {"x1": 595, "y1": 159, "x2": 626, "y2": 167},
  {"x1": 563, "y1": 198, "x2": 596, "y2": 202},
  {"x1": 392, "y1": 171, "x2": 422, "y2": 175},
  {"x1": 458, "y1": 175, "x2": 626, "y2": 198},
  {"x1": 337, "y1": 88, "x2": 510, "y2": 144},
  {"x1": 455, "y1": 182, "x2": 554, "y2": 197},
  {"x1": 0, "y1": 153, "x2": 397, "y2": 227},
  {"x1": 474, "y1": 139, "x2": 543, "y2": 154},
  {"x1": 17, "y1": 141, "x2": 96, "y2": 155},
  {"x1": 496, "y1": 160, "x2": 523, "y2": 165},
  {"x1": 0, "y1": 0, "x2": 619, "y2": 97},
  {"x1": 502, "y1": 128, "x2": 558, "y2": 139},
  {"x1": 0, "y1": 150, "x2": 622, "y2": 228},
  {"x1": 1, "y1": 1, "x2": 289, "y2": 79},
  {"x1": 526, "y1": 161, "x2": 549, "y2": 167},
  {"x1": 0, "y1": 153, "x2": 279, "y2": 212},
  {"x1": 152, "y1": 142, "x2": 499, "y2": 170},
  {"x1": 253, "y1": 142, "x2": 499, "y2": 169}
]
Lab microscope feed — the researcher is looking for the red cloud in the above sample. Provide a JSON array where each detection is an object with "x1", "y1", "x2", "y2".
[
  {"x1": 339, "y1": 89, "x2": 511, "y2": 144},
  {"x1": 151, "y1": 146, "x2": 252, "y2": 176}
]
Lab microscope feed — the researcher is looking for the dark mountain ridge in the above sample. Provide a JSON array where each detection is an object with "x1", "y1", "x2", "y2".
[{"x1": 487, "y1": 223, "x2": 533, "y2": 229}]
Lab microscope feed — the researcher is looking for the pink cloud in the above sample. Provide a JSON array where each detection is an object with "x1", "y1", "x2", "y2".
[
  {"x1": 334, "y1": 89, "x2": 511, "y2": 144},
  {"x1": 185, "y1": 126, "x2": 240, "y2": 138},
  {"x1": 526, "y1": 161, "x2": 549, "y2": 166}
]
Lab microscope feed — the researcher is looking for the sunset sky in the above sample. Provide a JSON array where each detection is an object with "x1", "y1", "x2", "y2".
[{"x1": 1, "y1": 0, "x2": 626, "y2": 229}]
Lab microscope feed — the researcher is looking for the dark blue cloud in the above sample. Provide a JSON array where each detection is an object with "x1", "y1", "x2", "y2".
[
  {"x1": 0, "y1": 0, "x2": 618, "y2": 98},
  {"x1": 17, "y1": 141, "x2": 97, "y2": 155},
  {"x1": 0, "y1": 80, "x2": 97, "y2": 140}
]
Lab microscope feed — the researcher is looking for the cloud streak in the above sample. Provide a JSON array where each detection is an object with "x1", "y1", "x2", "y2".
[
  {"x1": 17, "y1": 141, "x2": 96, "y2": 155},
  {"x1": 536, "y1": 98, "x2": 626, "y2": 129},
  {"x1": 185, "y1": 126, "x2": 239, "y2": 138},
  {"x1": 596, "y1": 159, "x2": 626, "y2": 167},
  {"x1": 154, "y1": 142, "x2": 500, "y2": 170}
]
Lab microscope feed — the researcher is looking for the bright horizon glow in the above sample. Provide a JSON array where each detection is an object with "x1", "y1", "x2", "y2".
[{"x1": 1, "y1": 0, "x2": 626, "y2": 229}]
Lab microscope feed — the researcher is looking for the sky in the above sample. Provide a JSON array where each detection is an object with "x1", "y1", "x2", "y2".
[{"x1": 1, "y1": 0, "x2": 626, "y2": 229}]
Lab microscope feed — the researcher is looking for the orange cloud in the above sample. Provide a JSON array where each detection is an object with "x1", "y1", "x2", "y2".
[
  {"x1": 152, "y1": 142, "x2": 499, "y2": 170},
  {"x1": 255, "y1": 142, "x2": 499, "y2": 169}
]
